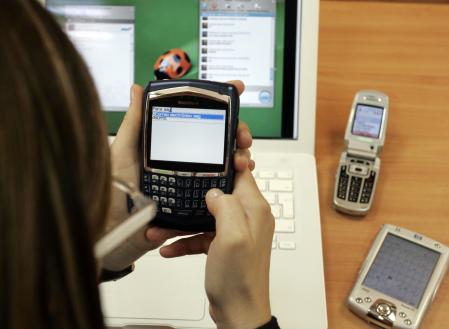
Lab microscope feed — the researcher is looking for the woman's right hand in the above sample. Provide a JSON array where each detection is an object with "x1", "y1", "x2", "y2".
[{"x1": 159, "y1": 168, "x2": 275, "y2": 329}]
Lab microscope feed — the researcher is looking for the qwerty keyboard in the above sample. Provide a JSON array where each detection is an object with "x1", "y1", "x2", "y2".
[{"x1": 142, "y1": 172, "x2": 228, "y2": 217}]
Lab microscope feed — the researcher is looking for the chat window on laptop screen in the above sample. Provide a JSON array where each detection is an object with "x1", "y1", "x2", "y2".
[
  {"x1": 199, "y1": 1, "x2": 275, "y2": 108},
  {"x1": 47, "y1": 0, "x2": 291, "y2": 138}
]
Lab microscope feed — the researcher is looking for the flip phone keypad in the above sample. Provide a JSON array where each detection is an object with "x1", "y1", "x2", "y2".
[
  {"x1": 143, "y1": 173, "x2": 227, "y2": 216},
  {"x1": 337, "y1": 165, "x2": 376, "y2": 203}
]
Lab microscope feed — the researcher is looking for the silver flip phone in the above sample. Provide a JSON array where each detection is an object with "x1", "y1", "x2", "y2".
[
  {"x1": 333, "y1": 90, "x2": 389, "y2": 215},
  {"x1": 348, "y1": 224, "x2": 449, "y2": 329}
]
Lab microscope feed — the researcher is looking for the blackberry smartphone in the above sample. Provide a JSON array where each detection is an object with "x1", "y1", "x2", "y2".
[
  {"x1": 333, "y1": 90, "x2": 389, "y2": 215},
  {"x1": 348, "y1": 224, "x2": 449, "y2": 329},
  {"x1": 141, "y1": 80, "x2": 239, "y2": 231}
]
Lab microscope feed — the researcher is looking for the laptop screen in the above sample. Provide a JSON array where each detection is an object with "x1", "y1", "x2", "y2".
[{"x1": 47, "y1": 0, "x2": 299, "y2": 138}]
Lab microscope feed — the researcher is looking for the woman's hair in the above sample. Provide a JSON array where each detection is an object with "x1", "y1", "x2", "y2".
[{"x1": 0, "y1": 1, "x2": 111, "y2": 328}]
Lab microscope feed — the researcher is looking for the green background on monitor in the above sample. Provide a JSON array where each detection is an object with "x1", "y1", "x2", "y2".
[{"x1": 48, "y1": 0, "x2": 286, "y2": 137}]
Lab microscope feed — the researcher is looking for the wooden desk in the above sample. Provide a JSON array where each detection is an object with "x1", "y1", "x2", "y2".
[{"x1": 317, "y1": 1, "x2": 449, "y2": 328}]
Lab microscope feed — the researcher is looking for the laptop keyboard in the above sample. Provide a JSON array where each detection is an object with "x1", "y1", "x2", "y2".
[{"x1": 253, "y1": 170, "x2": 296, "y2": 251}]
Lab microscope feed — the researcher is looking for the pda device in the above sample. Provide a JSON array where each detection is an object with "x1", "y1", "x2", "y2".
[
  {"x1": 140, "y1": 80, "x2": 239, "y2": 231},
  {"x1": 348, "y1": 224, "x2": 449, "y2": 329},
  {"x1": 333, "y1": 90, "x2": 389, "y2": 215}
]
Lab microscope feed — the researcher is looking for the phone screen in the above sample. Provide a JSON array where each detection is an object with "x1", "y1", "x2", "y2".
[
  {"x1": 362, "y1": 233, "x2": 441, "y2": 308},
  {"x1": 150, "y1": 106, "x2": 227, "y2": 166},
  {"x1": 352, "y1": 104, "x2": 384, "y2": 138}
]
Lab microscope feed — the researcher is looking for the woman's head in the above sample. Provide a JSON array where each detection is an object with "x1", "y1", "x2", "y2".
[{"x1": 0, "y1": 1, "x2": 110, "y2": 328}]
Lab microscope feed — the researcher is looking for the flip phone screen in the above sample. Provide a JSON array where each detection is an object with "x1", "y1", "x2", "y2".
[
  {"x1": 141, "y1": 80, "x2": 239, "y2": 231},
  {"x1": 351, "y1": 104, "x2": 384, "y2": 139}
]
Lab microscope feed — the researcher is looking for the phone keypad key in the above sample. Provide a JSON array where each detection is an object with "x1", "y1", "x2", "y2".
[
  {"x1": 184, "y1": 189, "x2": 192, "y2": 198},
  {"x1": 193, "y1": 190, "x2": 200, "y2": 199},
  {"x1": 169, "y1": 177, "x2": 176, "y2": 187},
  {"x1": 193, "y1": 179, "x2": 201, "y2": 189},
  {"x1": 160, "y1": 176, "x2": 168, "y2": 186},
  {"x1": 162, "y1": 207, "x2": 172, "y2": 214},
  {"x1": 184, "y1": 179, "x2": 192, "y2": 188},
  {"x1": 202, "y1": 179, "x2": 210, "y2": 189},
  {"x1": 176, "y1": 210, "x2": 193, "y2": 217},
  {"x1": 210, "y1": 178, "x2": 218, "y2": 188},
  {"x1": 176, "y1": 199, "x2": 183, "y2": 208},
  {"x1": 219, "y1": 178, "x2": 227, "y2": 188}
]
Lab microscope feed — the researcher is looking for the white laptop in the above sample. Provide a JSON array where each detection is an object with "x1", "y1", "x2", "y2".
[{"x1": 46, "y1": 0, "x2": 327, "y2": 328}]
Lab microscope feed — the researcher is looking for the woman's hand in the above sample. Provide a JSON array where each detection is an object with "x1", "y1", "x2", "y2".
[{"x1": 158, "y1": 169, "x2": 274, "y2": 329}]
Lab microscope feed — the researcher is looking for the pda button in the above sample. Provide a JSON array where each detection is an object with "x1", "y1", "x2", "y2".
[{"x1": 376, "y1": 303, "x2": 392, "y2": 316}]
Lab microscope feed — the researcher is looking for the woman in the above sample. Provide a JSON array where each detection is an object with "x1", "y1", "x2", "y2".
[{"x1": 0, "y1": 1, "x2": 277, "y2": 329}]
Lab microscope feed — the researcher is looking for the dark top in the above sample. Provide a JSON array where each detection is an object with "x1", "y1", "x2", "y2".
[{"x1": 257, "y1": 316, "x2": 280, "y2": 329}]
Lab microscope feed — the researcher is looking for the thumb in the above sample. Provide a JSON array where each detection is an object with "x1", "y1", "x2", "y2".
[
  {"x1": 206, "y1": 189, "x2": 249, "y2": 237},
  {"x1": 113, "y1": 84, "x2": 144, "y2": 150},
  {"x1": 205, "y1": 188, "x2": 224, "y2": 218}
]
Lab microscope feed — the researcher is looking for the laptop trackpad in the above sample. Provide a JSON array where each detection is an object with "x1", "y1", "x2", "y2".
[{"x1": 100, "y1": 253, "x2": 207, "y2": 321}]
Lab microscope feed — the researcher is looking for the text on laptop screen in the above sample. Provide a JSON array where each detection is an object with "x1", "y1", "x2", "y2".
[{"x1": 47, "y1": 0, "x2": 299, "y2": 138}]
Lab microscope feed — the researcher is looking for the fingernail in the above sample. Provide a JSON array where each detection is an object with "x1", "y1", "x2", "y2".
[
  {"x1": 206, "y1": 188, "x2": 224, "y2": 199},
  {"x1": 130, "y1": 85, "x2": 135, "y2": 103},
  {"x1": 145, "y1": 228, "x2": 153, "y2": 241}
]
